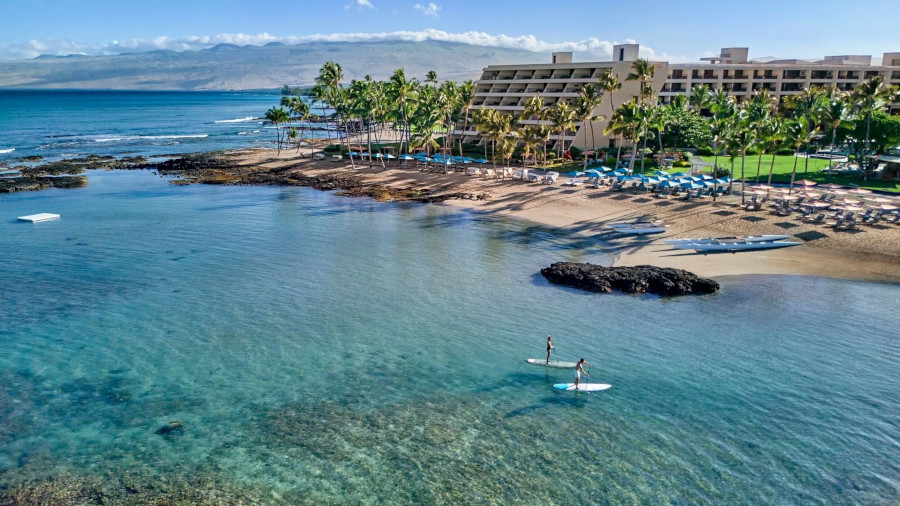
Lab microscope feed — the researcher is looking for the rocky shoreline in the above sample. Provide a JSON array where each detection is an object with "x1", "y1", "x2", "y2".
[
  {"x1": 1, "y1": 152, "x2": 488, "y2": 203},
  {"x1": 541, "y1": 262, "x2": 720, "y2": 296}
]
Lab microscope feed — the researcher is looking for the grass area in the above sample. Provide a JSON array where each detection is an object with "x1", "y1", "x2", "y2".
[{"x1": 699, "y1": 155, "x2": 900, "y2": 194}]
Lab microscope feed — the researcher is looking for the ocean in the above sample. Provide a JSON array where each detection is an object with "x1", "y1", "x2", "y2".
[
  {"x1": 0, "y1": 91, "x2": 898, "y2": 503},
  {"x1": 0, "y1": 90, "x2": 332, "y2": 165}
]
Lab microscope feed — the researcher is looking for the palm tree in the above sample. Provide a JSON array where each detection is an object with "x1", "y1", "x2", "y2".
[
  {"x1": 626, "y1": 58, "x2": 655, "y2": 107},
  {"x1": 783, "y1": 118, "x2": 817, "y2": 194},
  {"x1": 818, "y1": 92, "x2": 853, "y2": 171},
  {"x1": 264, "y1": 107, "x2": 290, "y2": 154},
  {"x1": 747, "y1": 89, "x2": 776, "y2": 183},
  {"x1": 728, "y1": 105, "x2": 756, "y2": 204},
  {"x1": 597, "y1": 68, "x2": 622, "y2": 159},
  {"x1": 573, "y1": 83, "x2": 605, "y2": 169},
  {"x1": 605, "y1": 102, "x2": 641, "y2": 171},
  {"x1": 316, "y1": 61, "x2": 355, "y2": 168},
  {"x1": 425, "y1": 70, "x2": 438, "y2": 86},
  {"x1": 388, "y1": 69, "x2": 419, "y2": 155},
  {"x1": 456, "y1": 80, "x2": 475, "y2": 156},
  {"x1": 759, "y1": 117, "x2": 786, "y2": 184},
  {"x1": 850, "y1": 76, "x2": 899, "y2": 178},
  {"x1": 647, "y1": 105, "x2": 670, "y2": 167},
  {"x1": 520, "y1": 125, "x2": 546, "y2": 168},
  {"x1": 547, "y1": 101, "x2": 576, "y2": 162},
  {"x1": 785, "y1": 86, "x2": 825, "y2": 174}
]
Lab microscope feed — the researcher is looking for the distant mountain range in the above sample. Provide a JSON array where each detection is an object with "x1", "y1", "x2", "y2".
[{"x1": 0, "y1": 41, "x2": 548, "y2": 90}]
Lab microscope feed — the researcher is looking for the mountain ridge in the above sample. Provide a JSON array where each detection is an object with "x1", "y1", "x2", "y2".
[{"x1": 0, "y1": 40, "x2": 548, "y2": 90}]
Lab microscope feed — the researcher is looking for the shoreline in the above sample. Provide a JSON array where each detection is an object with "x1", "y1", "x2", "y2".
[{"x1": 8, "y1": 146, "x2": 900, "y2": 284}]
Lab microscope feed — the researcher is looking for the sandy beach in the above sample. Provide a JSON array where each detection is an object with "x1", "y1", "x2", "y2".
[{"x1": 184, "y1": 146, "x2": 900, "y2": 283}]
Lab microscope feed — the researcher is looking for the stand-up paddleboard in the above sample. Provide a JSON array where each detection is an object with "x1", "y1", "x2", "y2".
[
  {"x1": 553, "y1": 383, "x2": 611, "y2": 392},
  {"x1": 526, "y1": 358, "x2": 578, "y2": 369}
]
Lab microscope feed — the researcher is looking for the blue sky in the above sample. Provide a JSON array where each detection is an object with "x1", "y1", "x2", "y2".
[{"x1": 2, "y1": 0, "x2": 898, "y2": 62}]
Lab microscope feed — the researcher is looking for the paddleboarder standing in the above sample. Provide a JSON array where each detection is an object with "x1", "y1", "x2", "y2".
[
  {"x1": 574, "y1": 358, "x2": 591, "y2": 389},
  {"x1": 546, "y1": 334, "x2": 553, "y2": 364}
]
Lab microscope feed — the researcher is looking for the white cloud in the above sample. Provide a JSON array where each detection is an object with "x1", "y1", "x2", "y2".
[
  {"x1": 414, "y1": 3, "x2": 440, "y2": 17},
  {"x1": 0, "y1": 30, "x2": 697, "y2": 63}
]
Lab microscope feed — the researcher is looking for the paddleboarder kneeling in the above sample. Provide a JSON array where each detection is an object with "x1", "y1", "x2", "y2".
[
  {"x1": 574, "y1": 358, "x2": 591, "y2": 389},
  {"x1": 546, "y1": 334, "x2": 553, "y2": 364}
]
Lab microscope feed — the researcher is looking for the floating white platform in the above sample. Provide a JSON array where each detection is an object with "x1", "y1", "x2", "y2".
[{"x1": 18, "y1": 213, "x2": 60, "y2": 222}]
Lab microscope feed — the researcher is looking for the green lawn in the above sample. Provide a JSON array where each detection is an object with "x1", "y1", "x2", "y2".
[{"x1": 698, "y1": 155, "x2": 900, "y2": 194}]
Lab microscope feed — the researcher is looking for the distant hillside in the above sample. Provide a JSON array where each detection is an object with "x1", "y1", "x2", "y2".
[{"x1": 0, "y1": 41, "x2": 548, "y2": 90}]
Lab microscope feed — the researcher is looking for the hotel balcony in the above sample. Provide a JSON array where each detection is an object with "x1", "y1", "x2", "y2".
[
  {"x1": 811, "y1": 70, "x2": 833, "y2": 80},
  {"x1": 669, "y1": 70, "x2": 687, "y2": 80},
  {"x1": 722, "y1": 70, "x2": 748, "y2": 79},
  {"x1": 753, "y1": 70, "x2": 777, "y2": 79},
  {"x1": 838, "y1": 71, "x2": 860, "y2": 79},
  {"x1": 781, "y1": 82, "x2": 803, "y2": 92},
  {"x1": 691, "y1": 70, "x2": 719, "y2": 80},
  {"x1": 752, "y1": 83, "x2": 777, "y2": 92},
  {"x1": 782, "y1": 70, "x2": 807, "y2": 80}
]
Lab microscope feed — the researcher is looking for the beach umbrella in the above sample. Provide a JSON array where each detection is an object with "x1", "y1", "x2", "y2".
[
  {"x1": 868, "y1": 197, "x2": 893, "y2": 203},
  {"x1": 566, "y1": 171, "x2": 585, "y2": 177},
  {"x1": 475, "y1": 158, "x2": 488, "y2": 164},
  {"x1": 671, "y1": 172, "x2": 686, "y2": 177},
  {"x1": 753, "y1": 184, "x2": 774, "y2": 190},
  {"x1": 600, "y1": 166, "x2": 615, "y2": 172},
  {"x1": 585, "y1": 168, "x2": 603, "y2": 176},
  {"x1": 842, "y1": 198, "x2": 861, "y2": 205},
  {"x1": 385, "y1": 154, "x2": 396, "y2": 159},
  {"x1": 820, "y1": 183, "x2": 844, "y2": 190},
  {"x1": 613, "y1": 168, "x2": 629, "y2": 175},
  {"x1": 831, "y1": 189, "x2": 848, "y2": 195},
  {"x1": 779, "y1": 194, "x2": 800, "y2": 201},
  {"x1": 843, "y1": 205, "x2": 864, "y2": 212},
  {"x1": 876, "y1": 203, "x2": 898, "y2": 210},
  {"x1": 795, "y1": 179, "x2": 817, "y2": 187},
  {"x1": 699, "y1": 174, "x2": 714, "y2": 180},
  {"x1": 851, "y1": 188, "x2": 872, "y2": 195},
  {"x1": 652, "y1": 170, "x2": 670, "y2": 176},
  {"x1": 659, "y1": 180, "x2": 679, "y2": 188}
]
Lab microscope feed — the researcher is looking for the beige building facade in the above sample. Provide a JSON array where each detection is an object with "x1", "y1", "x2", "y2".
[{"x1": 461, "y1": 46, "x2": 900, "y2": 151}]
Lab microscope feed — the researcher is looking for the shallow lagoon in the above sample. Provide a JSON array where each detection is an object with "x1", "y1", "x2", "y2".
[{"x1": 1, "y1": 170, "x2": 898, "y2": 503}]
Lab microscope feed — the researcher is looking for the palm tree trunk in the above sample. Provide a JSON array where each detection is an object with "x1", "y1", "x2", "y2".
[
  {"x1": 755, "y1": 151, "x2": 763, "y2": 183},
  {"x1": 789, "y1": 151, "x2": 799, "y2": 194},
  {"x1": 767, "y1": 153, "x2": 776, "y2": 185},
  {"x1": 639, "y1": 131, "x2": 648, "y2": 175},
  {"x1": 829, "y1": 127, "x2": 837, "y2": 170},
  {"x1": 740, "y1": 154, "x2": 746, "y2": 205},
  {"x1": 863, "y1": 113, "x2": 872, "y2": 181},
  {"x1": 711, "y1": 152, "x2": 719, "y2": 202}
]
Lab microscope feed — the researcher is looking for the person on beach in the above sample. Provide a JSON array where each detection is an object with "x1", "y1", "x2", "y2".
[
  {"x1": 574, "y1": 358, "x2": 590, "y2": 389},
  {"x1": 546, "y1": 334, "x2": 554, "y2": 364}
]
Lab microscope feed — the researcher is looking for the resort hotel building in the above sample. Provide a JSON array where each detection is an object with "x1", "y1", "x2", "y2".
[{"x1": 459, "y1": 45, "x2": 900, "y2": 151}]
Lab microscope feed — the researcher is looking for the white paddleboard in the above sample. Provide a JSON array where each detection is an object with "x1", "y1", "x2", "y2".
[
  {"x1": 526, "y1": 358, "x2": 578, "y2": 369},
  {"x1": 553, "y1": 383, "x2": 612, "y2": 392}
]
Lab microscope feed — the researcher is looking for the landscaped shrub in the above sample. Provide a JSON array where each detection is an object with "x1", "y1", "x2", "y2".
[
  {"x1": 568, "y1": 146, "x2": 583, "y2": 160},
  {"x1": 681, "y1": 151, "x2": 693, "y2": 161},
  {"x1": 672, "y1": 160, "x2": 691, "y2": 168},
  {"x1": 746, "y1": 147, "x2": 760, "y2": 156},
  {"x1": 775, "y1": 148, "x2": 795, "y2": 156},
  {"x1": 696, "y1": 146, "x2": 715, "y2": 156},
  {"x1": 604, "y1": 156, "x2": 617, "y2": 167}
]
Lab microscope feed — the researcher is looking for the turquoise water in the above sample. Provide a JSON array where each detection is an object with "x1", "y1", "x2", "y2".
[
  {"x1": 1, "y1": 170, "x2": 899, "y2": 503},
  {"x1": 0, "y1": 90, "x2": 330, "y2": 164}
]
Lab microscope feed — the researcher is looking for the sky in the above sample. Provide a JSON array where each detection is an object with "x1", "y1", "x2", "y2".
[{"x1": 2, "y1": 0, "x2": 898, "y2": 62}]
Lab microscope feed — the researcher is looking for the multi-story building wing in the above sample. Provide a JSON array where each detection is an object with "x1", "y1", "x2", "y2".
[{"x1": 462, "y1": 46, "x2": 900, "y2": 151}]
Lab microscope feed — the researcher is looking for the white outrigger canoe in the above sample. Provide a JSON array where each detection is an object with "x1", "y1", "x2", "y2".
[
  {"x1": 673, "y1": 240, "x2": 802, "y2": 252},
  {"x1": 606, "y1": 220, "x2": 662, "y2": 229},
  {"x1": 664, "y1": 235, "x2": 790, "y2": 245}
]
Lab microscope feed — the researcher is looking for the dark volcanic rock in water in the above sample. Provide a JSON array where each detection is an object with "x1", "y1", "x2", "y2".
[{"x1": 540, "y1": 262, "x2": 719, "y2": 296}]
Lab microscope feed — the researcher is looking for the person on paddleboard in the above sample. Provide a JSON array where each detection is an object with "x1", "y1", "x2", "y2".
[
  {"x1": 574, "y1": 358, "x2": 591, "y2": 389},
  {"x1": 546, "y1": 334, "x2": 554, "y2": 364}
]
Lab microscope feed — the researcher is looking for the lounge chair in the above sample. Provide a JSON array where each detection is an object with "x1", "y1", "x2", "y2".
[{"x1": 806, "y1": 213, "x2": 826, "y2": 224}]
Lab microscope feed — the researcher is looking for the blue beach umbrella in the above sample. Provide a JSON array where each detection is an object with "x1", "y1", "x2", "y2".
[
  {"x1": 400, "y1": 154, "x2": 416, "y2": 160},
  {"x1": 601, "y1": 166, "x2": 615, "y2": 172},
  {"x1": 671, "y1": 171, "x2": 686, "y2": 177},
  {"x1": 385, "y1": 154, "x2": 396, "y2": 159},
  {"x1": 475, "y1": 158, "x2": 488, "y2": 164},
  {"x1": 566, "y1": 171, "x2": 585, "y2": 177},
  {"x1": 659, "y1": 180, "x2": 679, "y2": 188},
  {"x1": 652, "y1": 170, "x2": 670, "y2": 176},
  {"x1": 585, "y1": 169, "x2": 603, "y2": 177},
  {"x1": 700, "y1": 174, "x2": 714, "y2": 180},
  {"x1": 613, "y1": 168, "x2": 629, "y2": 175}
]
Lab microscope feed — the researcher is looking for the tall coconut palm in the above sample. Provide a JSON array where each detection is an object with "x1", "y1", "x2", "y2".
[
  {"x1": 597, "y1": 68, "x2": 622, "y2": 158},
  {"x1": 783, "y1": 117, "x2": 818, "y2": 194},
  {"x1": 316, "y1": 61, "x2": 355, "y2": 168},
  {"x1": 388, "y1": 69, "x2": 419, "y2": 155},
  {"x1": 605, "y1": 102, "x2": 641, "y2": 171},
  {"x1": 547, "y1": 101, "x2": 576, "y2": 162},
  {"x1": 850, "y1": 76, "x2": 899, "y2": 178},
  {"x1": 747, "y1": 89, "x2": 776, "y2": 183},
  {"x1": 573, "y1": 83, "x2": 605, "y2": 169},
  {"x1": 818, "y1": 92, "x2": 854, "y2": 171},
  {"x1": 456, "y1": 80, "x2": 475, "y2": 156},
  {"x1": 728, "y1": 105, "x2": 756, "y2": 204},
  {"x1": 626, "y1": 58, "x2": 655, "y2": 107},
  {"x1": 284, "y1": 97, "x2": 311, "y2": 153},
  {"x1": 264, "y1": 107, "x2": 290, "y2": 154},
  {"x1": 785, "y1": 86, "x2": 826, "y2": 174},
  {"x1": 759, "y1": 117, "x2": 786, "y2": 184}
]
